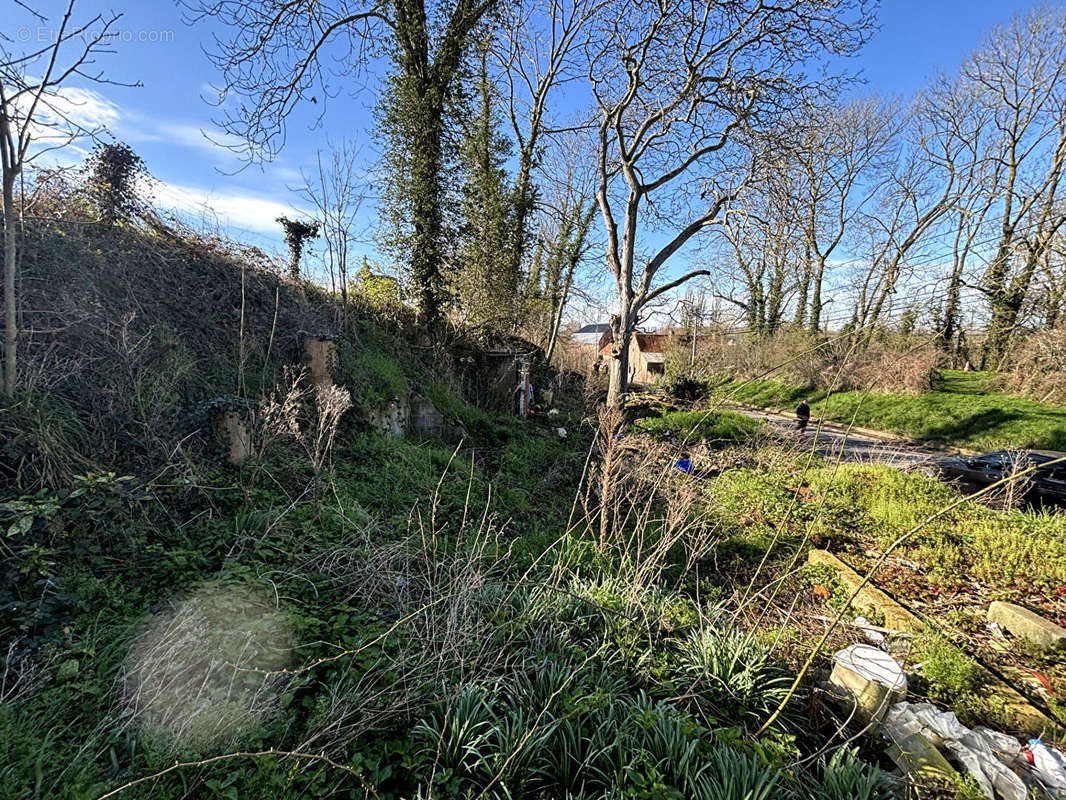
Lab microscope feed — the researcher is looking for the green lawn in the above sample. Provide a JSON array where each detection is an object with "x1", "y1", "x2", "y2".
[
  {"x1": 633, "y1": 409, "x2": 763, "y2": 442},
  {"x1": 716, "y1": 370, "x2": 1066, "y2": 451}
]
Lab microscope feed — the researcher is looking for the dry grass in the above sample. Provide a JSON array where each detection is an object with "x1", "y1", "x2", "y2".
[
  {"x1": 1003, "y1": 326, "x2": 1066, "y2": 404},
  {"x1": 674, "y1": 328, "x2": 940, "y2": 396}
]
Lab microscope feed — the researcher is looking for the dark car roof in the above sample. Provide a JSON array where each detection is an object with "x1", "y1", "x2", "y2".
[
  {"x1": 939, "y1": 450, "x2": 1066, "y2": 470},
  {"x1": 980, "y1": 449, "x2": 1066, "y2": 461},
  {"x1": 1007, "y1": 450, "x2": 1065, "y2": 464},
  {"x1": 1028, "y1": 450, "x2": 1066, "y2": 460}
]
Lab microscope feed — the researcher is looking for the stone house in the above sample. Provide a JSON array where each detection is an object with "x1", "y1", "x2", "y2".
[{"x1": 598, "y1": 331, "x2": 670, "y2": 384}]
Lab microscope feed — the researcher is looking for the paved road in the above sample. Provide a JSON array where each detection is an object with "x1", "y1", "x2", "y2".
[{"x1": 734, "y1": 407, "x2": 943, "y2": 466}]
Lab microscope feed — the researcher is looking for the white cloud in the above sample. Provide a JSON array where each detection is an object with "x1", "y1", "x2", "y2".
[
  {"x1": 13, "y1": 86, "x2": 308, "y2": 239},
  {"x1": 7, "y1": 85, "x2": 122, "y2": 165},
  {"x1": 13, "y1": 83, "x2": 241, "y2": 160},
  {"x1": 153, "y1": 179, "x2": 310, "y2": 235},
  {"x1": 124, "y1": 115, "x2": 245, "y2": 160},
  {"x1": 38, "y1": 85, "x2": 123, "y2": 131},
  {"x1": 270, "y1": 165, "x2": 305, "y2": 184}
]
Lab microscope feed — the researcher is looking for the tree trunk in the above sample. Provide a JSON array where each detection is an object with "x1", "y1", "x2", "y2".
[
  {"x1": 509, "y1": 158, "x2": 535, "y2": 329},
  {"x1": 794, "y1": 246, "x2": 811, "y2": 328},
  {"x1": 606, "y1": 311, "x2": 631, "y2": 410},
  {"x1": 410, "y1": 93, "x2": 446, "y2": 325},
  {"x1": 807, "y1": 255, "x2": 826, "y2": 335},
  {"x1": 2, "y1": 171, "x2": 16, "y2": 398},
  {"x1": 982, "y1": 295, "x2": 1017, "y2": 368},
  {"x1": 766, "y1": 261, "x2": 785, "y2": 334},
  {"x1": 939, "y1": 260, "x2": 965, "y2": 351},
  {"x1": 544, "y1": 272, "x2": 568, "y2": 362},
  {"x1": 984, "y1": 247, "x2": 1043, "y2": 367}
]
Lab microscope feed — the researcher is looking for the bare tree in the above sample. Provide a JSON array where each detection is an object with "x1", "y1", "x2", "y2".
[
  {"x1": 850, "y1": 94, "x2": 976, "y2": 339},
  {"x1": 299, "y1": 140, "x2": 367, "y2": 328},
  {"x1": 517, "y1": 128, "x2": 602, "y2": 358},
  {"x1": 915, "y1": 70, "x2": 998, "y2": 351},
  {"x1": 1, "y1": 1, "x2": 127, "y2": 398},
  {"x1": 493, "y1": 0, "x2": 604, "y2": 290},
  {"x1": 585, "y1": 0, "x2": 873, "y2": 407},
  {"x1": 784, "y1": 97, "x2": 900, "y2": 336},
  {"x1": 717, "y1": 145, "x2": 800, "y2": 337},
  {"x1": 537, "y1": 162, "x2": 598, "y2": 360},
  {"x1": 1032, "y1": 231, "x2": 1066, "y2": 329},
  {"x1": 183, "y1": 0, "x2": 498, "y2": 326},
  {"x1": 962, "y1": 7, "x2": 1066, "y2": 365}
]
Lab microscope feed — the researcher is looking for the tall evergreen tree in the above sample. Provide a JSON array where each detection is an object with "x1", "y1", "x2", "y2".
[
  {"x1": 452, "y1": 42, "x2": 519, "y2": 332},
  {"x1": 189, "y1": 0, "x2": 500, "y2": 326},
  {"x1": 373, "y1": 0, "x2": 501, "y2": 326}
]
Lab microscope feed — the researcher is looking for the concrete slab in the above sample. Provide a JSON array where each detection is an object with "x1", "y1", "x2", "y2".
[
  {"x1": 988, "y1": 601, "x2": 1066, "y2": 652},
  {"x1": 808, "y1": 549, "x2": 1066, "y2": 742}
]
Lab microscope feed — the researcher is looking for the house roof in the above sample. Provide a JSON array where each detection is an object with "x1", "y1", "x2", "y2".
[
  {"x1": 571, "y1": 333, "x2": 605, "y2": 345},
  {"x1": 634, "y1": 333, "x2": 670, "y2": 353},
  {"x1": 598, "y1": 331, "x2": 671, "y2": 356},
  {"x1": 576, "y1": 322, "x2": 610, "y2": 334}
]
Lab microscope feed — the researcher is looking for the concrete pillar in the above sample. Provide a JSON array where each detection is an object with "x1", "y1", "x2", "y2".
[
  {"x1": 988, "y1": 601, "x2": 1066, "y2": 651},
  {"x1": 304, "y1": 336, "x2": 338, "y2": 387},
  {"x1": 886, "y1": 733, "x2": 959, "y2": 786},
  {"x1": 218, "y1": 410, "x2": 251, "y2": 466}
]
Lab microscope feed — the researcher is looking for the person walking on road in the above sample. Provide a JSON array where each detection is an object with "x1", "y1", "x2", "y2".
[{"x1": 795, "y1": 399, "x2": 811, "y2": 433}]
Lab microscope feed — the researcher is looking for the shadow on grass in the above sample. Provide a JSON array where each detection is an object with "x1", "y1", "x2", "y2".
[
  {"x1": 918, "y1": 409, "x2": 1066, "y2": 450},
  {"x1": 918, "y1": 409, "x2": 1024, "y2": 446}
]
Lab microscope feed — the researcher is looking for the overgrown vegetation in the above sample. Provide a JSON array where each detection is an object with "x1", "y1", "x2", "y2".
[
  {"x1": 0, "y1": 199, "x2": 913, "y2": 798},
  {"x1": 6, "y1": 0, "x2": 1066, "y2": 793}
]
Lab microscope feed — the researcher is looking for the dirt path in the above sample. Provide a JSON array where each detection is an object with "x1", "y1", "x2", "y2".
[{"x1": 734, "y1": 406, "x2": 945, "y2": 466}]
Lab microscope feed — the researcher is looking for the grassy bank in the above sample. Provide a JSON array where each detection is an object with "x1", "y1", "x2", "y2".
[
  {"x1": 716, "y1": 370, "x2": 1066, "y2": 450},
  {"x1": 705, "y1": 456, "x2": 1066, "y2": 728},
  {"x1": 3, "y1": 406, "x2": 904, "y2": 799}
]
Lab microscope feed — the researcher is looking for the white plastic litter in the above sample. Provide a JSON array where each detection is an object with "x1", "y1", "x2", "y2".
[
  {"x1": 853, "y1": 616, "x2": 887, "y2": 645},
  {"x1": 1028, "y1": 740, "x2": 1066, "y2": 793},
  {"x1": 833, "y1": 644, "x2": 907, "y2": 691},
  {"x1": 555, "y1": 427, "x2": 567, "y2": 438},
  {"x1": 548, "y1": 408, "x2": 560, "y2": 416},
  {"x1": 883, "y1": 702, "x2": 1027, "y2": 800},
  {"x1": 975, "y1": 727, "x2": 1022, "y2": 763}
]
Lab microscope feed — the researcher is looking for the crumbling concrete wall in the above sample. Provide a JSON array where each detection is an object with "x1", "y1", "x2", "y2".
[
  {"x1": 410, "y1": 395, "x2": 445, "y2": 438},
  {"x1": 364, "y1": 396, "x2": 410, "y2": 437}
]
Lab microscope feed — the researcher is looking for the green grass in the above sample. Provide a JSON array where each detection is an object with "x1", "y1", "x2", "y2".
[
  {"x1": 633, "y1": 409, "x2": 763, "y2": 443},
  {"x1": 696, "y1": 455, "x2": 1066, "y2": 730},
  {"x1": 706, "y1": 459, "x2": 1066, "y2": 594},
  {"x1": 716, "y1": 370, "x2": 1066, "y2": 450}
]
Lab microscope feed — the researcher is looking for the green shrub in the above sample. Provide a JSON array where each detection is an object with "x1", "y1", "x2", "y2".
[
  {"x1": 665, "y1": 374, "x2": 712, "y2": 402},
  {"x1": 714, "y1": 374, "x2": 1066, "y2": 451},
  {"x1": 674, "y1": 623, "x2": 796, "y2": 729},
  {"x1": 810, "y1": 746, "x2": 891, "y2": 800},
  {"x1": 691, "y1": 744, "x2": 782, "y2": 800},
  {"x1": 919, "y1": 634, "x2": 987, "y2": 712},
  {"x1": 634, "y1": 410, "x2": 762, "y2": 444},
  {"x1": 342, "y1": 348, "x2": 410, "y2": 409},
  {"x1": 413, "y1": 684, "x2": 496, "y2": 778}
]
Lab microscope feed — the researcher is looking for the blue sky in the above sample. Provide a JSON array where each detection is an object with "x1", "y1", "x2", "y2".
[{"x1": 11, "y1": 1, "x2": 1044, "y2": 276}]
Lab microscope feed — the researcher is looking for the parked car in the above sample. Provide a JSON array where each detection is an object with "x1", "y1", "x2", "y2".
[{"x1": 924, "y1": 449, "x2": 1066, "y2": 506}]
